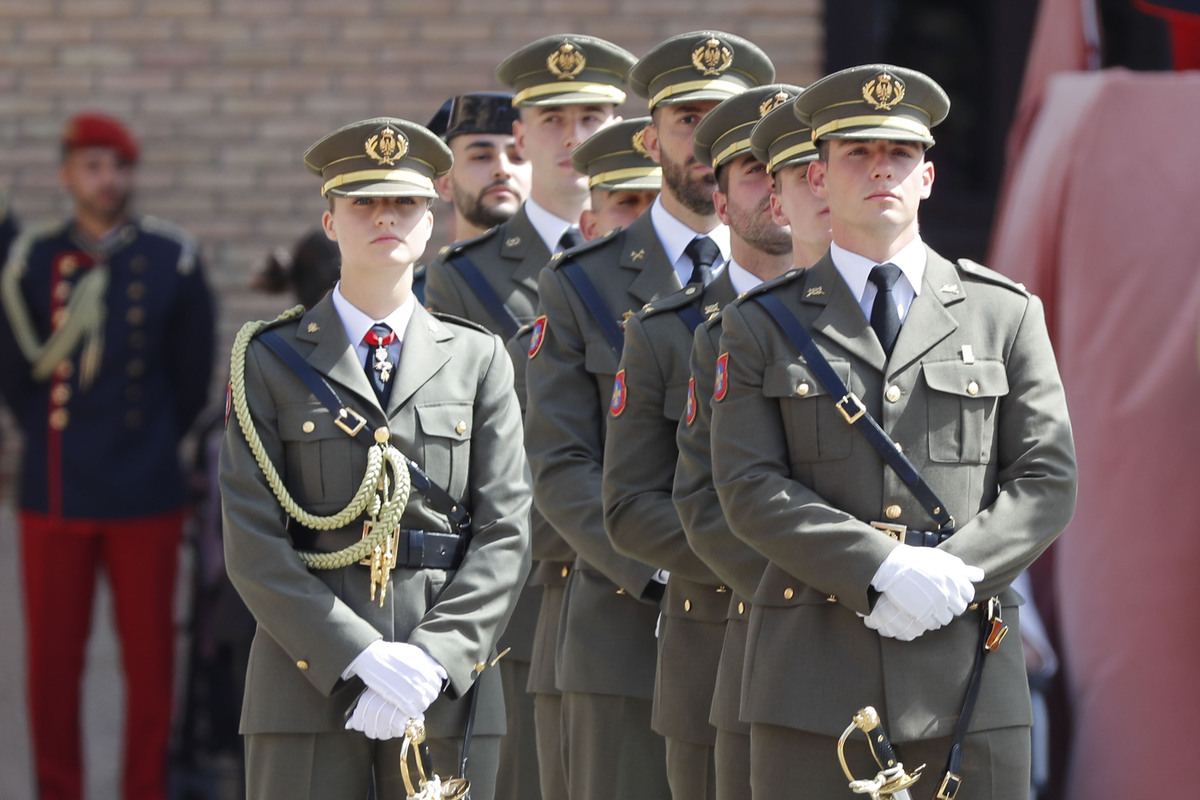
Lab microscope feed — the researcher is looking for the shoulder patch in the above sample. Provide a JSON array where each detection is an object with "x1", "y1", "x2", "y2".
[
  {"x1": 713, "y1": 352, "x2": 730, "y2": 401},
  {"x1": 684, "y1": 376, "x2": 697, "y2": 425},
  {"x1": 548, "y1": 228, "x2": 621, "y2": 270},
  {"x1": 955, "y1": 258, "x2": 1030, "y2": 296},
  {"x1": 610, "y1": 369, "x2": 627, "y2": 417},
  {"x1": 528, "y1": 315, "x2": 547, "y2": 358}
]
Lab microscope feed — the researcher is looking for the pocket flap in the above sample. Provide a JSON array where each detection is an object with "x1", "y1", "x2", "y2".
[
  {"x1": 277, "y1": 403, "x2": 343, "y2": 442},
  {"x1": 763, "y1": 360, "x2": 849, "y2": 399},
  {"x1": 416, "y1": 402, "x2": 473, "y2": 441},
  {"x1": 922, "y1": 360, "x2": 1009, "y2": 398}
]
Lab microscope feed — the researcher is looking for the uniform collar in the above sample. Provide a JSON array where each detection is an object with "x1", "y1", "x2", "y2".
[
  {"x1": 829, "y1": 236, "x2": 926, "y2": 305},
  {"x1": 523, "y1": 196, "x2": 576, "y2": 253},
  {"x1": 725, "y1": 259, "x2": 763, "y2": 295},
  {"x1": 649, "y1": 194, "x2": 730, "y2": 277},
  {"x1": 331, "y1": 282, "x2": 416, "y2": 348}
]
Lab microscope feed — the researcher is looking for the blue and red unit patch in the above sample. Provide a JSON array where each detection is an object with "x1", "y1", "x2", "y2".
[
  {"x1": 714, "y1": 353, "x2": 729, "y2": 401},
  {"x1": 610, "y1": 369, "x2": 627, "y2": 417},
  {"x1": 684, "y1": 376, "x2": 697, "y2": 425},
  {"x1": 528, "y1": 315, "x2": 547, "y2": 358}
]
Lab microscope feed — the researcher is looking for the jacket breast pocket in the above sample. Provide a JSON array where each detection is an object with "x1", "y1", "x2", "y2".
[
  {"x1": 922, "y1": 360, "x2": 1009, "y2": 464},
  {"x1": 763, "y1": 360, "x2": 853, "y2": 463},
  {"x1": 277, "y1": 403, "x2": 360, "y2": 506},
  {"x1": 416, "y1": 402, "x2": 473, "y2": 500}
]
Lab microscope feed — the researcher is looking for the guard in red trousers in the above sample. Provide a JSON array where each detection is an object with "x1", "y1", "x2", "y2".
[{"x1": 0, "y1": 112, "x2": 216, "y2": 800}]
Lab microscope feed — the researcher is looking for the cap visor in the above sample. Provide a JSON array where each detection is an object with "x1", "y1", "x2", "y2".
[{"x1": 327, "y1": 180, "x2": 438, "y2": 199}]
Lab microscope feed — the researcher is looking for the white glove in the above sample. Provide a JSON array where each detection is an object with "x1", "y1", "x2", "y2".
[
  {"x1": 344, "y1": 640, "x2": 446, "y2": 719},
  {"x1": 344, "y1": 688, "x2": 411, "y2": 740},
  {"x1": 862, "y1": 594, "x2": 936, "y2": 641},
  {"x1": 872, "y1": 545, "x2": 985, "y2": 625}
]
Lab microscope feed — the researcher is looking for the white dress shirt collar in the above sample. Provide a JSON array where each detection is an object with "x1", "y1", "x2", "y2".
[
  {"x1": 523, "y1": 197, "x2": 576, "y2": 253},
  {"x1": 725, "y1": 259, "x2": 763, "y2": 295},
  {"x1": 829, "y1": 237, "x2": 926, "y2": 322},
  {"x1": 331, "y1": 282, "x2": 416, "y2": 366},
  {"x1": 649, "y1": 195, "x2": 730, "y2": 286}
]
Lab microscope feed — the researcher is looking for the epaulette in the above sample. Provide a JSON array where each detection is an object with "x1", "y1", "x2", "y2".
[
  {"x1": 139, "y1": 215, "x2": 200, "y2": 275},
  {"x1": 638, "y1": 283, "x2": 703, "y2": 321},
  {"x1": 730, "y1": 266, "x2": 806, "y2": 306},
  {"x1": 955, "y1": 258, "x2": 1030, "y2": 296},
  {"x1": 547, "y1": 227, "x2": 619, "y2": 269},
  {"x1": 438, "y1": 225, "x2": 501, "y2": 258},
  {"x1": 429, "y1": 309, "x2": 495, "y2": 336}
]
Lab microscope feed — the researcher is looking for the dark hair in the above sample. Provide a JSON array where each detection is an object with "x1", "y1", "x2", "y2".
[{"x1": 253, "y1": 229, "x2": 340, "y2": 309}]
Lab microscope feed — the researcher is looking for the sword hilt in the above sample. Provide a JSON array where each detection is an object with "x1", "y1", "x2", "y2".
[{"x1": 838, "y1": 706, "x2": 925, "y2": 799}]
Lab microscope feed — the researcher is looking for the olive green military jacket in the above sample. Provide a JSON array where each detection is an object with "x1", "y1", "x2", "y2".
[
  {"x1": 524, "y1": 211, "x2": 682, "y2": 698},
  {"x1": 710, "y1": 247, "x2": 1077, "y2": 742},
  {"x1": 220, "y1": 297, "x2": 531, "y2": 736},
  {"x1": 424, "y1": 205, "x2": 545, "y2": 333},
  {"x1": 601, "y1": 271, "x2": 737, "y2": 742}
]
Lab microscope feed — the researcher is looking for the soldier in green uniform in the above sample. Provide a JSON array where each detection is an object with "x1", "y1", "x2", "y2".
[
  {"x1": 708, "y1": 65, "x2": 1077, "y2": 799},
  {"x1": 571, "y1": 117, "x2": 662, "y2": 241},
  {"x1": 430, "y1": 92, "x2": 530, "y2": 245},
  {"x1": 600, "y1": 83, "x2": 798, "y2": 800},
  {"x1": 424, "y1": 35, "x2": 634, "y2": 800},
  {"x1": 523, "y1": 31, "x2": 773, "y2": 800},
  {"x1": 219, "y1": 117, "x2": 531, "y2": 800},
  {"x1": 671, "y1": 94, "x2": 833, "y2": 800}
]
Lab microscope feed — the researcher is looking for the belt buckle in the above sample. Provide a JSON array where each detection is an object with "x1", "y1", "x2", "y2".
[
  {"x1": 870, "y1": 521, "x2": 908, "y2": 542},
  {"x1": 836, "y1": 392, "x2": 866, "y2": 424},
  {"x1": 335, "y1": 406, "x2": 367, "y2": 437},
  {"x1": 984, "y1": 597, "x2": 1009, "y2": 651},
  {"x1": 936, "y1": 771, "x2": 962, "y2": 800}
]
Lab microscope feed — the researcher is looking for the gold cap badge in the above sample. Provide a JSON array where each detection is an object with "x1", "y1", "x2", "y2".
[
  {"x1": 861, "y1": 71, "x2": 906, "y2": 111},
  {"x1": 691, "y1": 37, "x2": 733, "y2": 77},
  {"x1": 631, "y1": 128, "x2": 649, "y2": 157},
  {"x1": 547, "y1": 42, "x2": 587, "y2": 80},
  {"x1": 364, "y1": 124, "x2": 408, "y2": 166},
  {"x1": 759, "y1": 90, "x2": 791, "y2": 118}
]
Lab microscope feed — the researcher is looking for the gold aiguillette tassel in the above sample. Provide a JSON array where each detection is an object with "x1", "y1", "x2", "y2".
[{"x1": 376, "y1": 527, "x2": 397, "y2": 606}]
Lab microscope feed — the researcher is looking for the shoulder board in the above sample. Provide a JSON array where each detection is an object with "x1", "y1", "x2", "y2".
[
  {"x1": 548, "y1": 227, "x2": 620, "y2": 269},
  {"x1": 246, "y1": 305, "x2": 306, "y2": 339},
  {"x1": 638, "y1": 283, "x2": 703, "y2": 320},
  {"x1": 139, "y1": 215, "x2": 200, "y2": 275},
  {"x1": 428, "y1": 310, "x2": 495, "y2": 336},
  {"x1": 955, "y1": 258, "x2": 1029, "y2": 296},
  {"x1": 441, "y1": 225, "x2": 502, "y2": 257},
  {"x1": 731, "y1": 266, "x2": 807, "y2": 306}
]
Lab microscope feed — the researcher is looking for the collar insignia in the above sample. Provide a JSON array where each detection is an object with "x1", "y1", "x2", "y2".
[
  {"x1": 805, "y1": 286, "x2": 825, "y2": 297},
  {"x1": 630, "y1": 248, "x2": 645, "y2": 261},
  {"x1": 939, "y1": 283, "x2": 961, "y2": 295},
  {"x1": 307, "y1": 322, "x2": 320, "y2": 333},
  {"x1": 704, "y1": 302, "x2": 720, "y2": 316},
  {"x1": 505, "y1": 236, "x2": 521, "y2": 247},
  {"x1": 691, "y1": 37, "x2": 733, "y2": 77},
  {"x1": 364, "y1": 124, "x2": 407, "y2": 166}
]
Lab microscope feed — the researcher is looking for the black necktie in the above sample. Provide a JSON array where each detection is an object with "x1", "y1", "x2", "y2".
[
  {"x1": 363, "y1": 323, "x2": 397, "y2": 405},
  {"x1": 557, "y1": 227, "x2": 584, "y2": 253},
  {"x1": 684, "y1": 236, "x2": 721, "y2": 286},
  {"x1": 868, "y1": 263, "x2": 903, "y2": 357}
]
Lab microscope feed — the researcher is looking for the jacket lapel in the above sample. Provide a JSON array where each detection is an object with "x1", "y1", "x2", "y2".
[
  {"x1": 386, "y1": 304, "x2": 453, "y2": 415},
  {"x1": 885, "y1": 247, "x2": 961, "y2": 377},
  {"x1": 505, "y1": 207, "x2": 551, "y2": 292},
  {"x1": 802, "y1": 254, "x2": 887, "y2": 371},
  {"x1": 621, "y1": 213, "x2": 681, "y2": 304},
  {"x1": 295, "y1": 297, "x2": 379, "y2": 411}
]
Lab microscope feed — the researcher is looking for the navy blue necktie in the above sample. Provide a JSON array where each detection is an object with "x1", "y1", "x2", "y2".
[
  {"x1": 868, "y1": 263, "x2": 903, "y2": 357},
  {"x1": 685, "y1": 236, "x2": 720, "y2": 286},
  {"x1": 557, "y1": 227, "x2": 584, "y2": 253}
]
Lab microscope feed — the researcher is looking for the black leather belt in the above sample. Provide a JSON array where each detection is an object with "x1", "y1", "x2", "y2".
[
  {"x1": 870, "y1": 521, "x2": 953, "y2": 549},
  {"x1": 292, "y1": 526, "x2": 466, "y2": 570}
]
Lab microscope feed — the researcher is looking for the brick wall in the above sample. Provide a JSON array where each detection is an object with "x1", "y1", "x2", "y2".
[{"x1": 0, "y1": 0, "x2": 824, "y2": 392}]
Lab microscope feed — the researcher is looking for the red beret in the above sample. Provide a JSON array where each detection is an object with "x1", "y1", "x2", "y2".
[{"x1": 62, "y1": 112, "x2": 139, "y2": 165}]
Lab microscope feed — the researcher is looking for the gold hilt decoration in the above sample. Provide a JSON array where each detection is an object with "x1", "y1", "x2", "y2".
[
  {"x1": 399, "y1": 718, "x2": 470, "y2": 800},
  {"x1": 837, "y1": 706, "x2": 924, "y2": 800}
]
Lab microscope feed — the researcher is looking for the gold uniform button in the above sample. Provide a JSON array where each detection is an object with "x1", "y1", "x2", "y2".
[
  {"x1": 737, "y1": 602, "x2": 745, "y2": 615},
  {"x1": 296, "y1": 660, "x2": 309, "y2": 671},
  {"x1": 783, "y1": 587, "x2": 794, "y2": 600},
  {"x1": 54, "y1": 282, "x2": 72, "y2": 302},
  {"x1": 885, "y1": 504, "x2": 902, "y2": 520},
  {"x1": 796, "y1": 382, "x2": 810, "y2": 397},
  {"x1": 885, "y1": 385, "x2": 902, "y2": 403},
  {"x1": 126, "y1": 306, "x2": 145, "y2": 325},
  {"x1": 475, "y1": 661, "x2": 487, "y2": 674},
  {"x1": 374, "y1": 426, "x2": 390, "y2": 443},
  {"x1": 127, "y1": 360, "x2": 145, "y2": 378},
  {"x1": 302, "y1": 420, "x2": 316, "y2": 434},
  {"x1": 455, "y1": 420, "x2": 467, "y2": 435},
  {"x1": 49, "y1": 408, "x2": 69, "y2": 430},
  {"x1": 59, "y1": 257, "x2": 78, "y2": 277},
  {"x1": 683, "y1": 599, "x2": 692, "y2": 612},
  {"x1": 127, "y1": 282, "x2": 146, "y2": 301},
  {"x1": 52, "y1": 385, "x2": 71, "y2": 405},
  {"x1": 56, "y1": 362, "x2": 74, "y2": 380},
  {"x1": 560, "y1": 565, "x2": 569, "y2": 578},
  {"x1": 967, "y1": 380, "x2": 980, "y2": 396}
]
